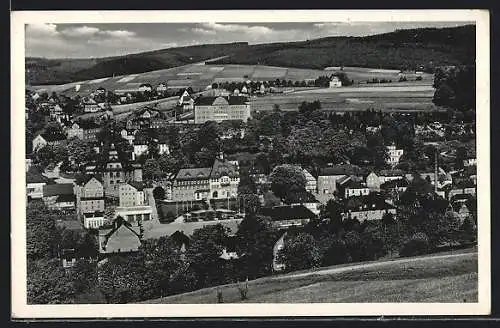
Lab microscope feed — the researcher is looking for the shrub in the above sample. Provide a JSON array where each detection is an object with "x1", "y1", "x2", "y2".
[{"x1": 399, "y1": 232, "x2": 430, "y2": 257}]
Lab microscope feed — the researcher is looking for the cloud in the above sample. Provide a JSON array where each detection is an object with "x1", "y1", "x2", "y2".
[
  {"x1": 198, "y1": 23, "x2": 274, "y2": 36},
  {"x1": 60, "y1": 26, "x2": 100, "y2": 37},
  {"x1": 100, "y1": 30, "x2": 136, "y2": 38},
  {"x1": 191, "y1": 27, "x2": 216, "y2": 35},
  {"x1": 25, "y1": 23, "x2": 59, "y2": 36}
]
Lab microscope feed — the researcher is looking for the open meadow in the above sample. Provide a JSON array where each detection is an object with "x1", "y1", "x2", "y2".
[{"x1": 142, "y1": 249, "x2": 477, "y2": 304}]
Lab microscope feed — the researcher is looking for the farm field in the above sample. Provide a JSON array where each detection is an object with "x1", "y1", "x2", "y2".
[
  {"x1": 142, "y1": 249, "x2": 477, "y2": 304},
  {"x1": 30, "y1": 62, "x2": 433, "y2": 98},
  {"x1": 251, "y1": 84, "x2": 439, "y2": 112}
]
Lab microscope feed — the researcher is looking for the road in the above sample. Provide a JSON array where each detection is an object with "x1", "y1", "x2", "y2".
[{"x1": 280, "y1": 251, "x2": 477, "y2": 280}]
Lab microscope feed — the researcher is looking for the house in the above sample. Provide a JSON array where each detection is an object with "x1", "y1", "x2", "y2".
[
  {"x1": 380, "y1": 178, "x2": 409, "y2": 194},
  {"x1": 82, "y1": 98, "x2": 100, "y2": 113},
  {"x1": 125, "y1": 107, "x2": 166, "y2": 130},
  {"x1": 316, "y1": 165, "x2": 364, "y2": 203},
  {"x1": 329, "y1": 75, "x2": 342, "y2": 88},
  {"x1": 156, "y1": 83, "x2": 167, "y2": 94},
  {"x1": 302, "y1": 169, "x2": 317, "y2": 194},
  {"x1": 194, "y1": 96, "x2": 251, "y2": 124},
  {"x1": 120, "y1": 128, "x2": 137, "y2": 145},
  {"x1": 366, "y1": 172, "x2": 382, "y2": 190},
  {"x1": 75, "y1": 176, "x2": 105, "y2": 221},
  {"x1": 260, "y1": 204, "x2": 317, "y2": 229},
  {"x1": 343, "y1": 195, "x2": 397, "y2": 223},
  {"x1": 116, "y1": 181, "x2": 152, "y2": 226},
  {"x1": 98, "y1": 217, "x2": 142, "y2": 254},
  {"x1": 119, "y1": 181, "x2": 146, "y2": 207},
  {"x1": 463, "y1": 158, "x2": 477, "y2": 167},
  {"x1": 448, "y1": 179, "x2": 477, "y2": 199},
  {"x1": 83, "y1": 212, "x2": 106, "y2": 229},
  {"x1": 158, "y1": 141, "x2": 170, "y2": 155},
  {"x1": 42, "y1": 183, "x2": 76, "y2": 210},
  {"x1": 32, "y1": 133, "x2": 67, "y2": 152},
  {"x1": 26, "y1": 167, "x2": 49, "y2": 199},
  {"x1": 66, "y1": 121, "x2": 101, "y2": 141},
  {"x1": 285, "y1": 191, "x2": 321, "y2": 216},
  {"x1": 178, "y1": 90, "x2": 195, "y2": 110},
  {"x1": 49, "y1": 104, "x2": 64, "y2": 120},
  {"x1": 342, "y1": 180, "x2": 371, "y2": 199},
  {"x1": 378, "y1": 169, "x2": 406, "y2": 183},
  {"x1": 386, "y1": 144, "x2": 404, "y2": 166}
]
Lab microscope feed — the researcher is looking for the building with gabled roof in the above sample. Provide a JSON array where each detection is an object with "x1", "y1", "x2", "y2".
[
  {"x1": 42, "y1": 183, "x2": 76, "y2": 210},
  {"x1": 343, "y1": 194, "x2": 396, "y2": 223},
  {"x1": 260, "y1": 204, "x2": 316, "y2": 229},
  {"x1": 98, "y1": 217, "x2": 142, "y2": 254}
]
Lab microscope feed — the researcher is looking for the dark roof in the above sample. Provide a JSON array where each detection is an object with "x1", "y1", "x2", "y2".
[
  {"x1": 175, "y1": 167, "x2": 212, "y2": 181},
  {"x1": 260, "y1": 204, "x2": 316, "y2": 221},
  {"x1": 77, "y1": 120, "x2": 101, "y2": 130},
  {"x1": 83, "y1": 211, "x2": 105, "y2": 218},
  {"x1": 128, "y1": 181, "x2": 144, "y2": 191},
  {"x1": 43, "y1": 183, "x2": 74, "y2": 197},
  {"x1": 345, "y1": 194, "x2": 395, "y2": 212},
  {"x1": 83, "y1": 175, "x2": 103, "y2": 185},
  {"x1": 380, "y1": 178, "x2": 409, "y2": 189},
  {"x1": 40, "y1": 133, "x2": 67, "y2": 142},
  {"x1": 450, "y1": 194, "x2": 474, "y2": 202},
  {"x1": 319, "y1": 165, "x2": 363, "y2": 176},
  {"x1": 210, "y1": 159, "x2": 239, "y2": 178},
  {"x1": 81, "y1": 196, "x2": 105, "y2": 201},
  {"x1": 26, "y1": 167, "x2": 49, "y2": 183},
  {"x1": 56, "y1": 194, "x2": 76, "y2": 203},
  {"x1": 283, "y1": 191, "x2": 317, "y2": 204},
  {"x1": 194, "y1": 96, "x2": 249, "y2": 106},
  {"x1": 344, "y1": 180, "x2": 367, "y2": 189},
  {"x1": 454, "y1": 179, "x2": 476, "y2": 189},
  {"x1": 379, "y1": 169, "x2": 405, "y2": 177}
]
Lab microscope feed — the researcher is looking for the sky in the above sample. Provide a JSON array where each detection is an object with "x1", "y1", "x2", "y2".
[{"x1": 25, "y1": 21, "x2": 473, "y2": 59}]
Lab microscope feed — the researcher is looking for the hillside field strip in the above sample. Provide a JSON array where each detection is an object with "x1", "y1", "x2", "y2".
[
  {"x1": 142, "y1": 249, "x2": 477, "y2": 304},
  {"x1": 252, "y1": 83, "x2": 438, "y2": 112},
  {"x1": 30, "y1": 64, "x2": 433, "y2": 97}
]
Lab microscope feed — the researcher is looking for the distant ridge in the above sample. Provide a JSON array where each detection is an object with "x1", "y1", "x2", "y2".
[{"x1": 26, "y1": 25, "x2": 474, "y2": 86}]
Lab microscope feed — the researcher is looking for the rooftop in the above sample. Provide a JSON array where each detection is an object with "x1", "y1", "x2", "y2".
[
  {"x1": 318, "y1": 165, "x2": 364, "y2": 177},
  {"x1": 175, "y1": 167, "x2": 212, "y2": 181},
  {"x1": 43, "y1": 183, "x2": 74, "y2": 197},
  {"x1": 195, "y1": 95, "x2": 249, "y2": 106},
  {"x1": 260, "y1": 204, "x2": 316, "y2": 221}
]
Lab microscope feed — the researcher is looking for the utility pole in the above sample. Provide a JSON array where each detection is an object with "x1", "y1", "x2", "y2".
[{"x1": 434, "y1": 148, "x2": 439, "y2": 195}]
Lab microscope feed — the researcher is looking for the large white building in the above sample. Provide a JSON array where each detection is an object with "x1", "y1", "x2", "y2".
[{"x1": 194, "y1": 96, "x2": 251, "y2": 124}]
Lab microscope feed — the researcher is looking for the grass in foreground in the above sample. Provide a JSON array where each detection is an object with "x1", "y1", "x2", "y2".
[{"x1": 142, "y1": 250, "x2": 477, "y2": 304}]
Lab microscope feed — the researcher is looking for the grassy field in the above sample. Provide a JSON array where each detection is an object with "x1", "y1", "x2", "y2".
[{"x1": 142, "y1": 250, "x2": 477, "y2": 304}]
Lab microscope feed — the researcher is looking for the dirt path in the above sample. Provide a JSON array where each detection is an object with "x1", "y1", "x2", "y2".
[{"x1": 281, "y1": 251, "x2": 477, "y2": 280}]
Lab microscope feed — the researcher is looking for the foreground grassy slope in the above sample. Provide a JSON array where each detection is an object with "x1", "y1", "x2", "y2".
[
  {"x1": 211, "y1": 25, "x2": 475, "y2": 72},
  {"x1": 142, "y1": 250, "x2": 477, "y2": 304}
]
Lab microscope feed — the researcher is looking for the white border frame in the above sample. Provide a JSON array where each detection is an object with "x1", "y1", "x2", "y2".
[{"x1": 11, "y1": 9, "x2": 490, "y2": 318}]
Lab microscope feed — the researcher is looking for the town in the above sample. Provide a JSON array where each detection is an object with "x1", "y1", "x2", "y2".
[{"x1": 24, "y1": 24, "x2": 477, "y2": 305}]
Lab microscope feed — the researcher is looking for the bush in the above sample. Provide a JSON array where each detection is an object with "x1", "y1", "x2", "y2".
[{"x1": 399, "y1": 232, "x2": 430, "y2": 257}]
